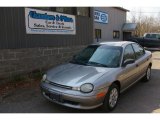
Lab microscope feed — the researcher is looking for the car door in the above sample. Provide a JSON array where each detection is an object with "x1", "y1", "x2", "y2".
[
  {"x1": 120, "y1": 44, "x2": 140, "y2": 89},
  {"x1": 131, "y1": 43, "x2": 147, "y2": 79}
]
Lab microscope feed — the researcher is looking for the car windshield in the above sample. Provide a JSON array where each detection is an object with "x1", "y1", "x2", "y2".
[{"x1": 70, "y1": 45, "x2": 123, "y2": 68}]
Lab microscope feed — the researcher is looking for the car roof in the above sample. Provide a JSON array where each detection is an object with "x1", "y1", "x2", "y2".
[
  {"x1": 92, "y1": 41, "x2": 135, "y2": 47},
  {"x1": 145, "y1": 33, "x2": 160, "y2": 35}
]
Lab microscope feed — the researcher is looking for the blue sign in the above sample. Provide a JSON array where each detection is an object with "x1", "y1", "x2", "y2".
[
  {"x1": 25, "y1": 8, "x2": 76, "y2": 35},
  {"x1": 29, "y1": 11, "x2": 73, "y2": 22},
  {"x1": 94, "y1": 10, "x2": 108, "y2": 24}
]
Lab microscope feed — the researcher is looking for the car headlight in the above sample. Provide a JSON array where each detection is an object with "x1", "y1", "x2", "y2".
[
  {"x1": 41, "y1": 74, "x2": 50, "y2": 84},
  {"x1": 80, "y1": 83, "x2": 94, "y2": 93},
  {"x1": 41, "y1": 74, "x2": 47, "y2": 82}
]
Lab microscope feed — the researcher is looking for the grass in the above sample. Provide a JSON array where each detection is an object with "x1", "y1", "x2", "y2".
[
  {"x1": 0, "y1": 69, "x2": 44, "y2": 97},
  {"x1": 28, "y1": 69, "x2": 44, "y2": 80},
  {"x1": 10, "y1": 69, "x2": 44, "y2": 83}
]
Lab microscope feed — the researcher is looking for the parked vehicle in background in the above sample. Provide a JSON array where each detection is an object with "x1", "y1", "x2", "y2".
[
  {"x1": 40, "y1": 41, "x2": 152, "y2": 112},
  {"x1": 127, "y1": 33, "x2": 160, "y2": 49}
]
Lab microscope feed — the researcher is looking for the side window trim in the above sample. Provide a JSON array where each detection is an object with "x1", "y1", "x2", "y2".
[
  {"x1": 131, "y1": 43, "x2": 145, "y2": 60},
  {"x1": 131, "y1": 43, "x2": 137, "y2": 60},
  {"x1": 122, "y1": 44, "x2": 136, "y2": 65}
]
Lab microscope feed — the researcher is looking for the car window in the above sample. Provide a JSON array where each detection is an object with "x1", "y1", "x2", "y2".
[
  {"x1": 89, "y1": 47, "x2": 122, "y2": 67},
  {"x1": 145, "y1": 33, "x2": 160, "y2": 39},
  {"x1": 145, "y1": 34, "x2": 151, "y2": 38},
  {"x1": 132, "y1": 43, "x2": 145, "y2": 59},
  {"x1": 123, "y1": 44, "x2": 135, "y2": 63},
  {"x1": 70, "y1": 45, "x2": 123, "y2": 68},
  {"x1": 158, "y1": 34, "x2": 160, "y2": 39},
  {"x1": 77, "y1": 46, "x2": 97, "y2": 61}
]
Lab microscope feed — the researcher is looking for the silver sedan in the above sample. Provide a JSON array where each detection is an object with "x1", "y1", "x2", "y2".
[{"x1": 40, "y1": 41, "x2": 152, "y2": 112}]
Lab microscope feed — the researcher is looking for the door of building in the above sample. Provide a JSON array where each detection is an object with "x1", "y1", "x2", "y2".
[{"x1": 123, "y1": 32, "x2": 132, "y2": 41}]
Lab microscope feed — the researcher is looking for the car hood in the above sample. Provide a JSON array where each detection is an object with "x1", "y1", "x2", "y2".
[{"x1": 46, "y1": 63, "x2": 112, "y2": 87}]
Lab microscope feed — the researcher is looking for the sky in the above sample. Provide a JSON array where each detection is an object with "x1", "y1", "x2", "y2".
[
  {"x1": 0, "y1": 0, "x2": 160, "y2": 21},
  {"x1": 1, "y1": 0, "x2": 160, "y2": 7},
  {"x1": 124, "y1": 7, "x2": 160, "y2": 20}
]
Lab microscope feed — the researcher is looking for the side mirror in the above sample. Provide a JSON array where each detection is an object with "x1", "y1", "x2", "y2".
[{"x1": 122, "y1": 59, "x2": 135, "y2": 67}]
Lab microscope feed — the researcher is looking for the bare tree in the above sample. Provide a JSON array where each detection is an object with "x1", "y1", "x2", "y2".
[{"x1": 129, "y1": 9, "x2": 160, "y2": 37}]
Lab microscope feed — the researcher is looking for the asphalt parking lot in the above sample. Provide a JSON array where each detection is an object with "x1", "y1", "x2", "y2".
[{"x1": 0, "y1": 51, "x2": 160, "y2": 113}]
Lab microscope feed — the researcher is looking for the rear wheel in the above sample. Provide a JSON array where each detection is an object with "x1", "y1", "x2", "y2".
[
  {"x1": 143, "y1": 66, "x2": 151, "y2": 82},
  {"x1": 102, "y1": 83, "x2": 119, "y2": 112}
]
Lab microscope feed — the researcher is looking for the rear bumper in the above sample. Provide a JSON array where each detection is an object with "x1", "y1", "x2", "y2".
[{"x1": 40, "y1": 84, "x2": 107, "y2": 110}]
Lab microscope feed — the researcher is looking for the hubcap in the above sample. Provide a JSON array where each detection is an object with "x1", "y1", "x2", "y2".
[
  {"x1": 147, "y1": 68, "x2": 151, "y2": 80},
  {"x1": 109, "y1": 88, "x2": 118, "y2": 108}
]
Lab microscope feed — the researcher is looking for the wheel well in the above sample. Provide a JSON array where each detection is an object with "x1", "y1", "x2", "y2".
[
  {"x1": 149, "y1": 63, "x2": 152, "y2": 67},
  {"x1": 112, "y1": 81, "x2": 121, "y2": 90}
]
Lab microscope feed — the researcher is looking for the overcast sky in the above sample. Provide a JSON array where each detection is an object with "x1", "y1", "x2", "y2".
[
  {"x1": 1, "y1": 0, "x2": 160, "y2": 21},
  {"x1": 1, "y1": 0, "x2": 160, "y2": 7},
  {"x1": 123, "y1": 7, "x2": 160, "y2": 21}
]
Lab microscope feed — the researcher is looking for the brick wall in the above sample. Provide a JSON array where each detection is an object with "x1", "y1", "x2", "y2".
[{"x1": 0, "y1": 45, "x2": 86, "y2": 82}]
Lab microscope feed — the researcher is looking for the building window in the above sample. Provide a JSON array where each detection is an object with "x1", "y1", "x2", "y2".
[
  {"x1": 55, "y1": 7, "x2": 74, "y2": 14},
  {"x1": 113, "y1": 31, "x2": 120, "y2": 39},
  {"x1": 77, "y1": 7, "x2": 89, "y2": 16},
  {"x1": 32, "y1": 7, "x2": 75, "y2": 15},
  {"x1": 32, "y1": 7, "x2": 51, "y2": 11},
  {"x1": 95, "y1": 29, "x2": 101, "y2": 41},
  {"x1": 29, "y1": 7, "x2": 91, "y2": 16}
]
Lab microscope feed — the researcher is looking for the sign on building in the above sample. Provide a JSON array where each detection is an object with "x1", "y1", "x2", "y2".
[
  {"x1": 94, "y1": 10, "x2": 108, "y2": 24},
  {"x1": 25, "y1": 8, "x2": 76, "y2": 35}
]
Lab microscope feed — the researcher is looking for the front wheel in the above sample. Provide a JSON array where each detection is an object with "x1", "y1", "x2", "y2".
[{"x1": 102, "y1": 84, "x2": 119, "y2": 112}]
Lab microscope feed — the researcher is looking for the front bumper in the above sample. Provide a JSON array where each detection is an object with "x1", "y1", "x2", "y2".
[{"x1": 40, "y1": 83, "x2": 108, "y2": 110}]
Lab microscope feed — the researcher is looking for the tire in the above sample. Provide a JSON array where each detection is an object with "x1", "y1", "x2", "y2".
[
  {"x1": 102, "y1": 83, "x2": 120, "y2": 112},
  {"x1": 143, "y1": 66, "x2": 151, "y2": 82}
]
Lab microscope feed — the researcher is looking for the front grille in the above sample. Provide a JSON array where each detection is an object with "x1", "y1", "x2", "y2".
[
  {"x1": 49, "y1": 81, "x2": 72, "y2": 90},
  {"x1": 63, "y1": 99, "x2": 79, "y2": 105},
  {"x1": 45, "y1": 92, "x2": 62, "y2": 102}
]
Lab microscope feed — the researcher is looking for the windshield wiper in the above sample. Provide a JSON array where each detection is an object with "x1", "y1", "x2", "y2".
[
  {"x1": 69, "y1": 59, "x2": 87, "y2": 65},
  {"x1": 87, "y1": 61, "x2": 108, "y2": 67}
]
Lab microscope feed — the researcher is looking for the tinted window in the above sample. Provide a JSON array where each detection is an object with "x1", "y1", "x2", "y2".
[
  {"x1": 56, "y1": 7, "x2": 73, "y2": 14},
  {"x1": 70, "y1": 45, "x2": 123, "y2": 68},
  {"x1": 113, "y1": 31, "x2": 120, "y2": 39},
  {"x1": 132, "y1": 43, "x2": 145, "y2": 59},
  {"x1": 95, "y1": 29, "x2": 101, "y2": 39},
  {"x1": 77, "y1": 7, "x2": 89, "y2": 16},
  {"x1": 145, "y1": 33, "x2": 160, "y2": 39},
  {"x1": 31, "y1": 7, "x2": 75, "y2": 15},
  {"x1": 123, "y1": 44, "x2": 135, "y2": 62}
]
